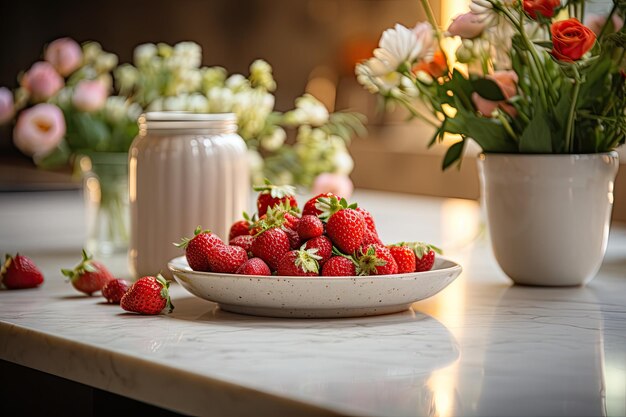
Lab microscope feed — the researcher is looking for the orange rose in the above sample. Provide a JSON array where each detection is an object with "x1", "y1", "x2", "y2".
[
  {"x1": 412, "y1": 50, "x2": 448, "y2": 78},
  {"x1": 523, "y1": 0, "x2": 560, "y2": 19},
  {"x1": 551, "y1": 18, "x2": 596, "y2": 62}
]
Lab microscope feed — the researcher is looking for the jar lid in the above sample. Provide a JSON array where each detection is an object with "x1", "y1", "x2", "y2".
[{"x1": 139, "y1": 112, "x2": 237, "y2": 133}]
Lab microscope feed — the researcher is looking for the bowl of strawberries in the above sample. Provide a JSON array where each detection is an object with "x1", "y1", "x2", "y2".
[{"x1": 168, "y1": 182, "x2": 462, "y2": 318}]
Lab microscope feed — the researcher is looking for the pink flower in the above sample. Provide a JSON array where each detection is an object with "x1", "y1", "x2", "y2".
[
  {"x1": 0, "y1": 87, "x2": 14, "y2": 124},
  {"x1": 447, "y1": 13, "x2": 486, "y2": 39},
  {"x1": 21, "y1": 61, "x2": 64, "y2": 102},
  {"x1": 44, "y1": 38, "x2": 83, "y2": 77},
  {"x1": 312, "y1": 173, "x2": 354, "y2": 200},
  {"x1": 13, "y1": 103, "x2": 65, "y2": 157},
  {"x1": 72, "y1": 80, "x2": 108, "y2": 112},
  {"x1": 584, "y1": 14, "x2": 624, "y2": 37},
  {"x1": 472, "y1": 70, "x2": 518, "y2": 117}
]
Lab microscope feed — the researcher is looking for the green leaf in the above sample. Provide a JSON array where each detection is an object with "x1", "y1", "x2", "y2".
[
  {"x1": 442, "y1": 140, "x2": 465, "y2": 170},
  {"x1": 471, "y1": 78, "x2": 506, "y2": 101},
  {"x1": 519, "y1": 105, "x2": 552, "y2": 153},
  {"x1": 533, "y1": 41, "x2": 553, "y2": 49}
]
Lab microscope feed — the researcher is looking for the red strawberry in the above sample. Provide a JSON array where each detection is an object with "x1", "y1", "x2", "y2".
[
  {"x1": 254, "y1": 179, "x2": 298, "y2": 216},
  {"x1": 297, "y1": 215, "x2": 324, "y2": 240},
  {"x1": 1, "y1": 253, "x2": 44, "y2": 289},
  {"x1": 251, "y1": 227, "x2": 291, "y2": 271},
  {"x1": 121, "y1": 274, "x2": 173, "y2": 315},
  {"x1": 355, "y1": 244, "x2": 398, "y2": 276},
  {"x1": 102, "y1": 279, "x2": 131, "y2": 304},
  {"x1": 236, "y1": 258, "x2": 271, "y2": 276},
  {"x1": 229, "y1": 219, "x2": 250, "y2": 241},
  {"x1": 361, "y1": 227, "x2": 383, "y2": 247},
  {"x1": 207, "y1": 245, "x2": 247, "y2": 273},
  {"x1": 387, "y1": 245, "x2": 416, "y2": 274},
  {"x1": 302, "y1": 235, "x2": 333, "y2": 266},
  {"x1": 399, "y1": 242, "x2": 442, "y2": 272},
  {"x1": 175, "y1": 226, "x2": 223, "y2": 271},
  {"x1": 229, "y1": 235, "x2": 255, "y2": 257},
  {"x1": 302, "y1": 192, "x2": 338, "y2": 217},
  {"x1": 317, "y1": 196, "x2": 365, "y2": 254},
  {"x1": 61, "y1": 250, "x2": 115, "y2": 295},
  {"x1": 277, "y1": 248, "x2": 321, "y2": 276},
  {"x1": 321, "y1": 256, "x2": 356, "y2": 276},
  {"x1": 284, "y1": 227, "x2": 302, "y2": 250}
]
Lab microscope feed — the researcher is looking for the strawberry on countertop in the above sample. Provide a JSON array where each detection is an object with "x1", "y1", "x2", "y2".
[
  {"x1": 175, "y1": 226, "x2": 223, "y2": 272},
  {"x1": 61, "y1": 250, "x2": 115, "y2": 295},
  {"x1": 102, "y1": 279, "x2": 131, "y2": 304},
  {"x1": 121, "y1": 274, "x2": 173, "y2": 315},
  {"x1": 1, "y1": 253, "x2": 44, "y2": 289}
]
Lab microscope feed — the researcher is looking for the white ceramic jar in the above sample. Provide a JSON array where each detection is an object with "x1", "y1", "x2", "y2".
[{"x1": 129, "y1": 112, "x2": 249, "y2": 278}]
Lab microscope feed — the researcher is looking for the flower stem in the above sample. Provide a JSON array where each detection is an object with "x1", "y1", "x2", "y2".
[
  {"x1": 565, "y1": 66, "x2": 582, "y2": 153},
  {"x1": 598, "y1": 4, "x2": 617, "y2": 42}
]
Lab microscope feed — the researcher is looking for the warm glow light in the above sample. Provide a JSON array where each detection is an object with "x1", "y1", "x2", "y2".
[
  {"x1": 86, "y1": 177, "x2": 101, "y2": 204},
  {"x1": 441, "y1": 0, "x2": 469, "y2": 27},
  {"x1": 421, "y1": 198, "x2": 482, "y2": 417}
]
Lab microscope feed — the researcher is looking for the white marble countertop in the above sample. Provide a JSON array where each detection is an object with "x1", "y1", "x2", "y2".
[{"x1": 1, "y1": 189, "x2": 625, "y2": 417}]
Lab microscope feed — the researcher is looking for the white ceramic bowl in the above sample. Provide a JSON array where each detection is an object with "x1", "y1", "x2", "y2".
[{"x1": 168, "y1": 256, "x2": 462, "y2": 318}]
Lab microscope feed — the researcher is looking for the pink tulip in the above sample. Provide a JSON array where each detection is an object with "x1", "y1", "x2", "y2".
[
  {"x1": 448, "y1": 13, "x2": 486, "y2": 39},
  {"x1": 584, "y1": 14, "x2": 624, "y2": 37},
  {"x1": 0, "y1": 87, "x2": 14, "y2": 124},
  {"x1": 472, "y1": 70, "x2": 518, "y2": 117},
  {"x1": 72, "y1": 80, "x2": 108, "y2": 112},
  {"x1": 21, "y1": 61, "x2": 64, "y2": 102},
  {"x1": 13, "y1": 103, "x2": 65, "y2": 157},
  {"x1": 312, "y1": 173, "x2": 354, "y2": 200},
  {"x1": 45, "y1": 37, "x2": 83, "y2": 77}
]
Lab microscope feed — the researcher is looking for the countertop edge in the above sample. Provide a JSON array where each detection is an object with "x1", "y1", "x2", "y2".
[{"x1": 0, "y1": 321, "x2": 346, "y2": 417}]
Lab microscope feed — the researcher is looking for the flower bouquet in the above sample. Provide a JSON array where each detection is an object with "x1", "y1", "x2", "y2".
[
  {"x1": 113, "y1": 42, "x2": 365, "y2": 190},
  {"x1": 356, "y1": 0, "x2": 624, "y2": 285},
  {"x1": 356, "y1": 0, "x2": 625, "y2": 168}
]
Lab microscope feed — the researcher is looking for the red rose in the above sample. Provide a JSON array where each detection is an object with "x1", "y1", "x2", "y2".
[
  {"x1": 523, "y1": 0, "x2": 560, "y2": 19},
  {"x1": 551, "y1": 18, "x2": 596, "y2": 62}
]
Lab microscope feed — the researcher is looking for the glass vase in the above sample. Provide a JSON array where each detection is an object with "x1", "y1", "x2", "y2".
[{"x1": 80, "y1": 152, "x2": 130, "y2": 257}]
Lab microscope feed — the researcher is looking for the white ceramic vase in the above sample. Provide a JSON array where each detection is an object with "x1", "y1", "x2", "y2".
[{"x1": 477, "y1": 152, "x2": 619, "y2": 286}]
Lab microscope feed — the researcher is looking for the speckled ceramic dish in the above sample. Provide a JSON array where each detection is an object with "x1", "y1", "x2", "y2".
[{"x1": 168, "y1": 256, "x2": 462, "y2": 318}]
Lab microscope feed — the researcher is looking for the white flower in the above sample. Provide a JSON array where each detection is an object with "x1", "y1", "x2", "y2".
[
  {"x1": 82, "y1": 42, "x2": 102, "y2": 63},
  {"x1": 233, "y1": 90, "x2": 275, "y2": 139},
  {"x1": 201, "y1": 67, "x2": 227, "y2": 91},
  {"x1": 134, "y1": 43, "x2": 158, "y2": 67},
  {"x1": 355, "y1": 59, "x2": 401, "y2": 94},
  {"x1": 260, "y1": 127, "x2": 286, "y2": 151},
  {"x1": 171, "y1": 42, "x2": 202, "y2": 69},
  {"x1": 285, "y1": 94, "x2": 329, "y2": 126},
  {"x1": 186, "y1": 93, "x2": 208, "y2": 112},
  {"x1": 207, "y1": 87, "x2": 234, "y2": 112},
  {"x1": 226, "y1": 74, "x2": 249, "y2": 91},
  {"x1": 163, "y1": 95, "x2": 188, "y2": 111},
  {"x1": 249, "y1": 59, "x2": 276, "y2": 91},
  {"x1": 115, "y1": 64, "x2": 139, "y2": 93},
  {"x1": 104, "y1": 96, "x2": 129, "y2": 122},
  {"x1": 374, "y1": 23, "x2": 433, "y2": 71},
  {"x1": 94, "y1": 53, "x2": 118, "y2": 73}
]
